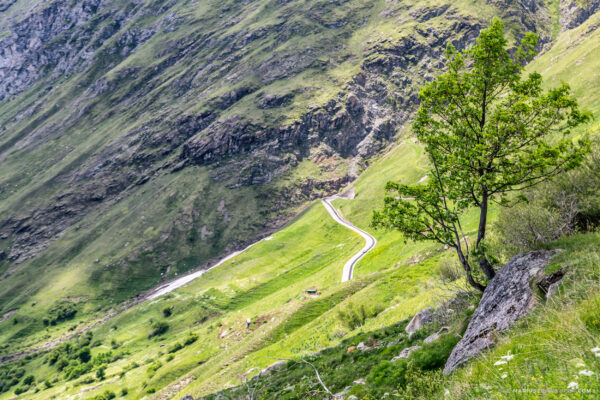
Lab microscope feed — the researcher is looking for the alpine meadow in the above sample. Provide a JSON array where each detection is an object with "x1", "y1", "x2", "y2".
[{"x1": 0, "y1": 1, "x2": 599, "y2": 400}]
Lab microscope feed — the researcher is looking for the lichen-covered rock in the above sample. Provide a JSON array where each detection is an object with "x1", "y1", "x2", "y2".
[
  {"x1": 443, "y1": 250, "x2": 560, "y2": 374},
  {"x1": 405, "y1": 307, "x2": 434, "y2": 337}
]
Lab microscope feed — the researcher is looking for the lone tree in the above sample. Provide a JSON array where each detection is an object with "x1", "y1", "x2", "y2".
[{"x1": 372, "y1": 19, "x2": 591, "y2": 291}]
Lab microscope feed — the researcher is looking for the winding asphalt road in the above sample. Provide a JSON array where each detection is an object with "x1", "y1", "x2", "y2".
[
  {"x1": 0, "y1": 196, "x2": 378, "y2": 365},
  {"x1": 321, "y1": 197, "x2": 377, "y2": 282},
  {"x1": 150, "y1": 197, "x2": 376, "y2": 299}
]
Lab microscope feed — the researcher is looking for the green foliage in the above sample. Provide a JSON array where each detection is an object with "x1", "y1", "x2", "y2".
[
  {"x1": 162, "y1": 307, "x2": 172, "y2": 317},
  {"x1": 410, "y1": 334, "x2": 460, "y2": 370},
  {"x1": 96, "y1": 366, "x2": 106, "y2": 380},
  {"x1": 184, "y1": 332, "x2": 198, "y2": 346},
  {"x1": 396, "y1": 366, "x2": 444, "y2": 399},
  {"x1": 78, "y1": 346, "x2": 92, "y2": 363},
  {"x1": 148, "y1": 321, "x2": 169, "y2": 338},
  {"x1": 168, "y1": 342, "x2": 183, "y2": 353},
  {"x1": 147, "y1": 361, "x2": 163, "y2": 376},
  {"x1": 337, "y1": 302, "x2": 385, "y2": 330},
  {"x1": 45, "y1": 302, "x2": 78, "y2": 326},
  {"x1": 446, "y1": 233, "x2": 600, "y2": 399},
  {"x1": 64, "y1": 362, "x2": 92, "y2": 380},
  {"x1": 494, "y1": 141, "x2": 600, "y2": 257},
  {"x1": 367, "y1": 359, "x2": 408, "y2": 388},
  {"x1": 373, "y1": 18, "x2": 591, "y2": 291},
  {"x1": 0, "y1": 362, "x2": 26, "y2": 393},
  {"x1": 23, "y1": 375, "x2": 34, "y2": 385},
  {"x1": 92, "y1": 390, "x2": 116, "y2": 400}
]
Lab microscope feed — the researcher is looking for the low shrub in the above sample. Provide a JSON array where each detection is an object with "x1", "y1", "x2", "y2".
[
  {"x1": 148, "y1": 321, "x2": 169, "y2": 338},
  {"x1": 46, "y1": 302, "x2": 78, "y2": 326},
  {"x1": 168, "y1": 342, "x2": 183, "y2": 353},
  {"x1": 92, "y1": 390, "x2": 116, "y2": 400},
  {"x1": 184, "y1": 332, "x2": 198, "y2": 346},
  {"x1": 337, "y1": 302, "x2": 384, "y2": 331}
]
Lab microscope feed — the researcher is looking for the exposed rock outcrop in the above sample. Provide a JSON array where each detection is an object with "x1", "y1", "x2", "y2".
[
  {"x1": 405, "y1": 307, "x2": 434, "y2": 337},
  {"x1": 444, "y1": 250, "x2": 560, "y2": 374},
  {"x1": 560, "y1": 0, "x2": 600, "y2": 30}
]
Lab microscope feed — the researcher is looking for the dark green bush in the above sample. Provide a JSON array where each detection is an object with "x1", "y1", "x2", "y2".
[
  {"x1": 64, "y1": 362, "x2": 92, "y2": 380},
  {"x1": 162, "y1": 307, "x2": 172, "y2": 317},
  {"x1": 47, "y1": 302, "x2": 78, "y2": 326},
  {"x1": 337, "y1": 302, "x2": 384, "y2": 330},
  {"x1": 168, "y1": 342, "x2": 183, "y2": 353},
  {"x1": 148, "y1": 321, "x2": 169, "y2": 338},
  {"x1": 96, "y1": 366, "x2": 106, "y2": 380},
  {"x1": 23, "y1": 375, "x2": 34, "y2": 385},
  {"x1": 78, "y1": 347, "x2": 92, "y2": 363},
  {"x1": 184, "y1": 332, "x2": 198, "y2": 346},
  {"x1": 92, "y1": 390, "x2": 116, "y2": 400}
]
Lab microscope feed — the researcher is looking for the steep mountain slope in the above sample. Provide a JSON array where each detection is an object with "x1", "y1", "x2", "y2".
[
  {"x1": 0, "y1": 0, "x2": 560, "y2": 319},
  {"x1": 0, "y1": 0, "x2": 599, "y2": 399}
]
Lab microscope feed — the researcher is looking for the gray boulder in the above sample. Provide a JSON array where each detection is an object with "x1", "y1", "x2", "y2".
[
  {"x1": 424, "y1": 327, "x2": 449, "y2": 344},
  {"x1": 391, "y1": 345, "x2": 421, "y2": 361},
  {"x1": 405, "y1": 307, "x2": 433, "y2": 337},
  {"x1": 443, "y1": 250, "x2": 560, "y2": 374}
]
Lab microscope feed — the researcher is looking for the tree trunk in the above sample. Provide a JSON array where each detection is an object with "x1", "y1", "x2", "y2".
[
  {"x1": 477, "y1": 189, "x2": 496, "y2": 281},
  {"x1": 455, "y1": 246, "x2": 485, "y2": 292}
]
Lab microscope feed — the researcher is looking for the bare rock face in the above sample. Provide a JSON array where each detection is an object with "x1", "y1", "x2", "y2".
[
  {"x1": 560, "y1": 0, "x2": 600, "y2": 30},
  {"x1": 443, "y1": 250, "x2": 560, "y2": 374}
]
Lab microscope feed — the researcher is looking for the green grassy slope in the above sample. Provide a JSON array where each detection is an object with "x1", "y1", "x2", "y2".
[
  {"x1": 0, "y1": 1, "x2": 598, "y2": 399},
  {"x1": 0, "y1": 0, "x2": 557, "y2": 328}
]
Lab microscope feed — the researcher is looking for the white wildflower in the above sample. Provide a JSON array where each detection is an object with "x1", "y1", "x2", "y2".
[
  {"x1": 494, "y1": 360, "x2": 507, "y2": 366},
  {"x1": 576, "y1": 362, "x2": 586, "y2": 368},
  {"x1": 579, "y1": 370, "x2": 594, "y2": 376},
  {"x1": 501, "y1": 373, "x2": 508, "y2": 379},
  {"x1": 591, "y1": 347, "x2": 600, "y2": 353},
  {"x1": 567, "y1": 382, "x2": 579, "y2": 390},
  {"x1": 500, "y1": 352, "x2": 514, "y2": 361}
]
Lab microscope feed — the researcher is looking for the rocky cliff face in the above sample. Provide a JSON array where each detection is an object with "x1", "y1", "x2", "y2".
[
  {"x1": 560, "y1": 0, "x2": 600, "y2": 30},
  {"x1": 0, "y1": 0, "x2": 566, "y2": 306}
]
